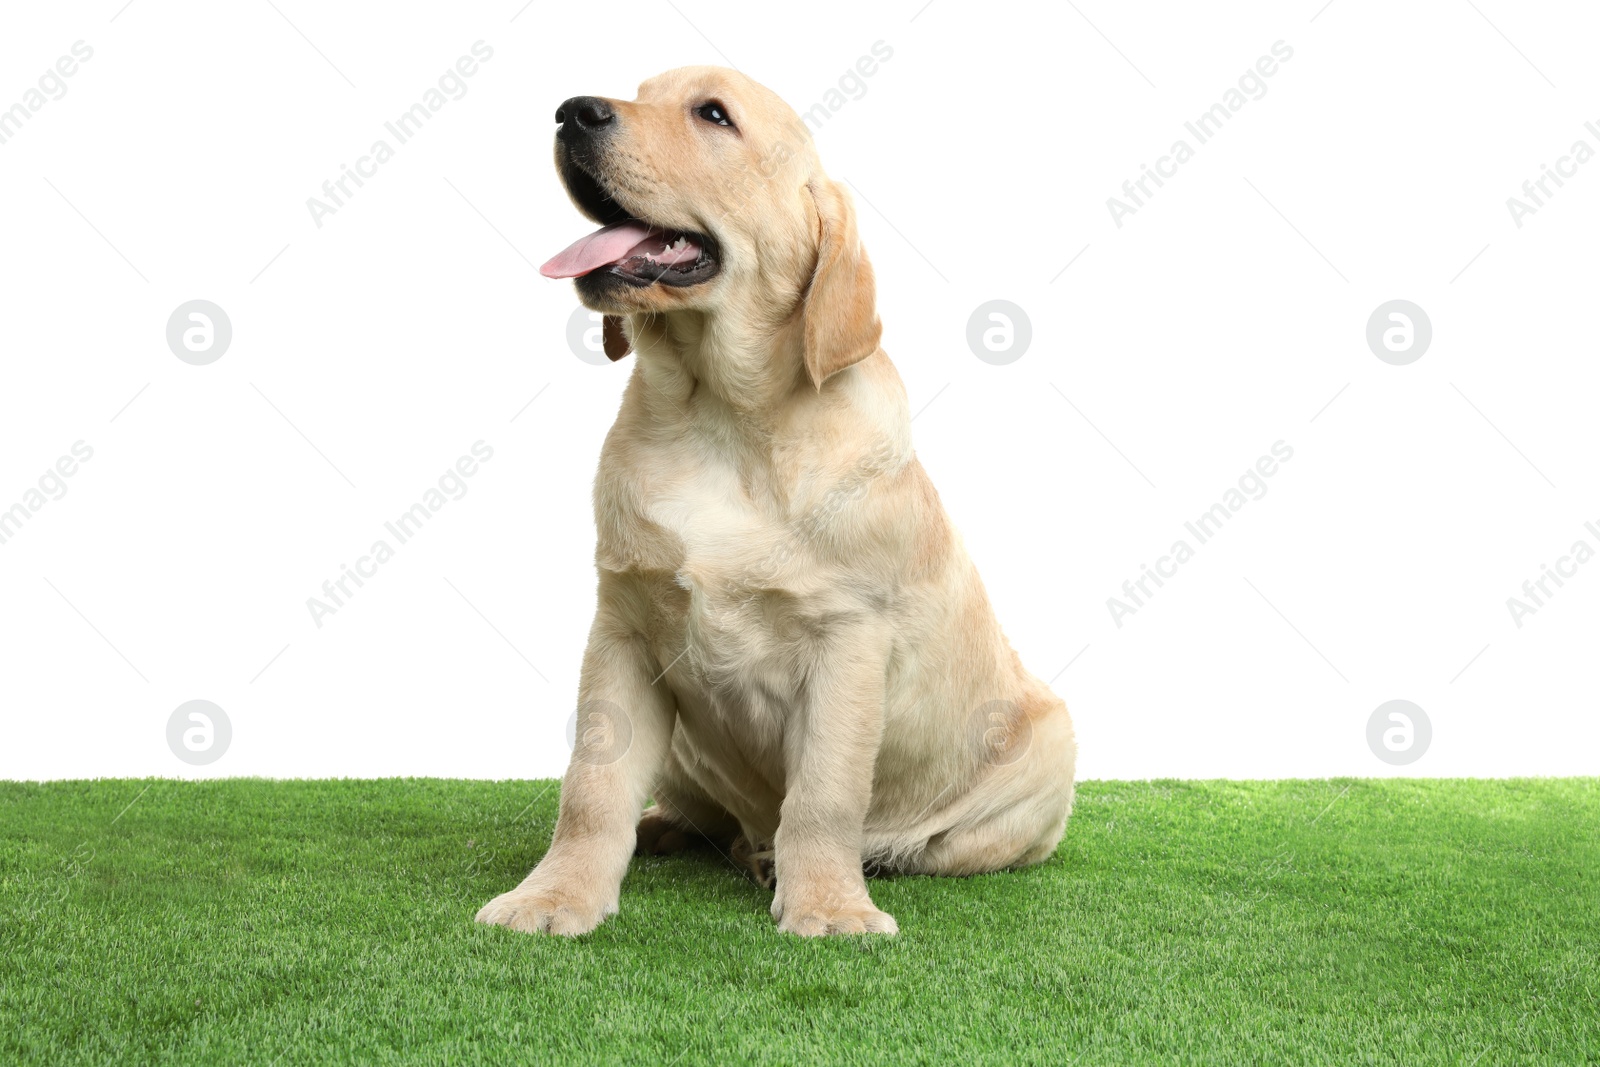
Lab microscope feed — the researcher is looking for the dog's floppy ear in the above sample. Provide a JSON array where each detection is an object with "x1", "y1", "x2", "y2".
[
  {"x1": 801, "y1": 179, "x2": 881, "y2": 389},
  {"x1": 602, "y1": 315, "x2": 631, "y2": 360}
]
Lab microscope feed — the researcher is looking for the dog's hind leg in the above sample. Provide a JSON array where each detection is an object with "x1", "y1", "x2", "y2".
[
  {"x1": 636, "y1": 744, "x2": 741, "y2": 855},
  {"x1": 730, "y1": 833, "x2": 776, "y2": 889},
  {"x1": 878, "y1": 698, "x2": 1077, "y2": 876}
]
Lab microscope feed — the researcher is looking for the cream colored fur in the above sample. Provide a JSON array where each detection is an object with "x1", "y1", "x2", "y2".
[{"x1": 476, "y1": 67, "x2": 1075, "y2": 938}]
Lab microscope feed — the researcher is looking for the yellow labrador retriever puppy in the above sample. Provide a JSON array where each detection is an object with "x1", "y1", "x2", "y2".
[{"x1": 476, "y1": 67, "x2": 1075, "y2": 937}]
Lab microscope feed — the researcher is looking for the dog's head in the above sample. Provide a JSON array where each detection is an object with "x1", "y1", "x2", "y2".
[{"x1": 542, "y1": 66, "x2": 880, "y2": 387}]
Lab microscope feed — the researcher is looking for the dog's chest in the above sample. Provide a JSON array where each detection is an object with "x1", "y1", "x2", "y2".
[{"x1": 600, "y1": 440, "x2": 848, "y2": 695}]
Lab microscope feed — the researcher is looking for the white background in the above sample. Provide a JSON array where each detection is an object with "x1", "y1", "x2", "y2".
[{"x1": 1, "y1": 0, "x2": 1596, "y2": 781}]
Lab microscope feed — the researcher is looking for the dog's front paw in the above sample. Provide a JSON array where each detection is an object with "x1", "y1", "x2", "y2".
[
  {"x1": 475, "y1": 875, "x2": 615, "y2": 936},
  {"x1": 771, "y1": 877, "x2": 897, "y2": 937}
]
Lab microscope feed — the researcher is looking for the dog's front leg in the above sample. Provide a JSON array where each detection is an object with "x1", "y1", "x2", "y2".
[
  {"x1": 475, "y1": 613, "x2": 674, "y2": 936},
  {"x1": 771, "y1": 626, "x2": 898, "y2": 936}
]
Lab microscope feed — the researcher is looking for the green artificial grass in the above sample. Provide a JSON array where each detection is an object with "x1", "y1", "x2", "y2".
[{"x1": 1, "y1": 779, "x2": 1596, "y2": 1065}]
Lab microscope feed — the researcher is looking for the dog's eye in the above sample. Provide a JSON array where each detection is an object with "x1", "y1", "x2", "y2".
[{"x1": 695, "y1": 102, "x2": 735, "y2": 129}]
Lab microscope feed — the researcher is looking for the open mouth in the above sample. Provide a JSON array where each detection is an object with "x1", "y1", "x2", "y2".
[
  {"x1": 541, "y1": 220, "x2": 719, "y2": 288},
  {"x1": 541, "y1": 161, "x2": 720, "y2": 289}
]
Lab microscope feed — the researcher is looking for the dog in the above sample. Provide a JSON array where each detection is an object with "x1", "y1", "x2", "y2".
[{"x1": 475, "y1": 67, "x2": 1075, "y2": 937}]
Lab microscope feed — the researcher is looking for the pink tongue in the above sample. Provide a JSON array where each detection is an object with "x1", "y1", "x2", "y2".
[{"x1": 541, "y1": 221, "x2": 655, "y2": 279}]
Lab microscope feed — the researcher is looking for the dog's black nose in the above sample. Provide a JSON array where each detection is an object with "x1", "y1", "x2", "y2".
[{"x1": 555, "y1": 96, "x2": 615, "y2": 141}]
